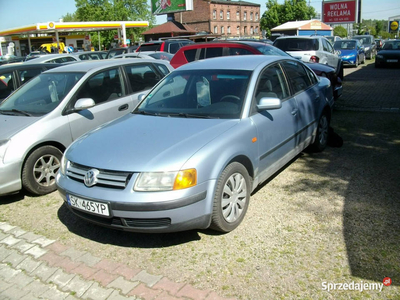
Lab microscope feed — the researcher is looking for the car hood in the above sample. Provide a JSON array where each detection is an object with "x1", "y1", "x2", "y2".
[
  {"x1": 338, "y1": 50, "x2": 357, "y2": 56},
  {"x1": 0, "y1": 115, "x2": 40, "y2": 139},
  {"x1": 67, "y1": 114, "x2": 239, "y2": 172}
]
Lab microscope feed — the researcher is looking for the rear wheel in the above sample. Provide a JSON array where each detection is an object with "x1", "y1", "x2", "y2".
[
  {"x1": 22, "y1": 146, "x2": 63, "y2": 195},
  {"x1": 354, "y1": 57, "x2": 359, "y2": 67},
  {"x1": 210, "y1": 162, "x2": 251, "y2": 233},
  {"x1": 310, "y1": 111, "x2": 330, "y2": 152}
]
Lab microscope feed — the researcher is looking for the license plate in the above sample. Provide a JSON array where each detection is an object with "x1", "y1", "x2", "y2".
[
  {"x1": 67, "y1": 194, "x2": 110, "y2": 217},
  {"x1": 387, "y1": 59, "x2": 398, "y2": 63}
]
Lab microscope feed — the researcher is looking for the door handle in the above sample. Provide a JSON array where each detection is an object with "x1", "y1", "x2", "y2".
[
  {"x1": 118, "y1": 104, "x2": 129, "y2": 111},
  {"x1": 291, "y1": 108, "x2": 298, "y2": 115}
]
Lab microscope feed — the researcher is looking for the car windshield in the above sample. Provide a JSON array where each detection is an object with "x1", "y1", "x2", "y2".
[
  {"x1": 0, "y1": 72, "x2": 84, "y2": 116},
  {"x1": 334, "y1": 41, "x2": 356, "y2": 50},
  {"x1": 274, "y1": 38, "x2": 319, "y2": 51},
  {"x1": 382, "y1": 41, "x2": 400, "y2": 50},
  {"x1": 134, "y1": 69, "x2": 251, "y2": 119},
  {"x1": 251, "y1": 44, "x2": 290, "y2": 56},
  {"x1": 353, "y1": 36, "x2": 372, "y2": 45}
]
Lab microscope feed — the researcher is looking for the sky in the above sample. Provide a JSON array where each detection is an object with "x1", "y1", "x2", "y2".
[{"x1": 1, "y1": 0, "x2": 400, "y2": 32}]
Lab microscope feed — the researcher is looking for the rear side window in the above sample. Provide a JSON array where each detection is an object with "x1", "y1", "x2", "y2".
[
  {"x1": 183, "y1": 49, "x2": 197, "y2": 62},
  {"x1": 227, "y1": 47, "x2": 254, "y2": 56},
  {"x1": 275, "y1": 39, "x2": 319, "y2": 51},
  {"x1": 199, "y1": 47, "x2": 223, "y2": 59},
  {"x1": 282, "y1": 60, "x2": 312, "y2": 94},
  {"x1": 125, "y1": 64, "x2": 160, "y2": 93},
  {"x1": 18, "y1": 68, "x2": 42, "y2": 84},
  {"x1": 168, "y1": 43, "x2": 181, "y2": 54}
]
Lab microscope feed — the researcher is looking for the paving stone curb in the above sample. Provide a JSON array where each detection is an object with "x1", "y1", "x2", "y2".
[{"x1": 0, "y1": 222, "x2": 235, "y2": 300}]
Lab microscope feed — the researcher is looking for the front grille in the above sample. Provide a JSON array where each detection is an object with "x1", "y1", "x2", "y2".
[
  {"x1": 67, "y1": 162, "x2": 132, "y2": 189},
  {"x1": 123, "y1": 218, "x2": 171, "y2": 228}
]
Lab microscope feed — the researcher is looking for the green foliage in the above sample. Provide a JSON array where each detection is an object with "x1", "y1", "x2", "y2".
[
  {"x1": 62, "y1": 0, "x2": 155, "y2": 49},
  {"x1": 260, "y1": 0, "x2": 316, "y2": 37},
  {"x1": 333, "y1": 26, "x2": 347, "y2": 38}
]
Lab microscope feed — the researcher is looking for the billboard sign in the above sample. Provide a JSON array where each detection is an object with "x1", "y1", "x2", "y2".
[
  {"x1": 322, "y1": 0, "x2": 357, "y2": 24},
  {"x1": 151, "y1": 0, "x2": 193, "y2": 15},
  {"x1": 389, "y1": 21, "x2": 399, "y2": 33}
]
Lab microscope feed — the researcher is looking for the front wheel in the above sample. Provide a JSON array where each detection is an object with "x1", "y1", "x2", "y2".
[
  {"x1": 210, "y1": 162, "x2": 251, "y2": 233},
  {"x1": 22, "y1": 146, "x2": 63, "y2": 195},
  {"x1": 310, "y1": 111, "x2": 330, "y2": 152}
]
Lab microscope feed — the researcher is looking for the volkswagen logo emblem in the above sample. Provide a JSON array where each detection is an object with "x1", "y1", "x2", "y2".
[{"x1": 84, "y1": 169, "x2": 100, "y2": 187}]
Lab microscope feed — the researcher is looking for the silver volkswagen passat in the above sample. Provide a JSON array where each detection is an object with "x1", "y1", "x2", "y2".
[
  {"x1": 0, "y1": 59, "x2": 173, "y2": 196},
  {"x1": 56, "y1": 55, "x2": 334, "y2": 233}
]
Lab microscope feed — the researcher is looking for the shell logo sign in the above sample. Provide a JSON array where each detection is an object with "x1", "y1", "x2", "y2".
[
  {"x1": 390, "y1": 21, "x2": 399, "y2": 32},
  {"x1": 47, "y1": 22, "x2": 55, "y2": 29}
]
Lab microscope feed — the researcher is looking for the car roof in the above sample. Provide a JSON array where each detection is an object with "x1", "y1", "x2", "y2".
[
  {"x1": 0, "y1": 62, "x2": 63, "y2": 71},
  {"x1": 43, "y1": 58, "x2": 170, "y2": 73},
  {"x1": 275, "y1": 36, "x2": 323, "y2": 40},
  {"x1": 23, "y1": 54, "x2": 81, "y2": 64},
  {"x1": 175, "y1": 40, "x2": 270, "y2": 50},
  {"x1": 175, "y1": 55, "x2": 291, "y2": 71}
]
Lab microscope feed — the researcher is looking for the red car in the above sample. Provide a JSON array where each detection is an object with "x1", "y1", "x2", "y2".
[{"x1": 170, "y1": 41, "x2": 342, "y2": 99}]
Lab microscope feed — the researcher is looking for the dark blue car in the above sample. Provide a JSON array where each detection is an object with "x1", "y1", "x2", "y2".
[{"x1": 334, "y1": 39, "x2": 365, "y2": 67}]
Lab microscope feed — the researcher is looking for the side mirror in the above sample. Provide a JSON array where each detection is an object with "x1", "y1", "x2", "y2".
[
  {"x1": 74, "y1": 98, "x2": 95, "y2": 111},
  {"x1": 257, "y1": 97, "x2": 282, "y2": 111}
]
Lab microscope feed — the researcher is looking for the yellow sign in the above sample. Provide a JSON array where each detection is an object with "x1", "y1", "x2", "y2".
[{"x1": 390, "y1": 21, "x2": 399, "y2": 31}]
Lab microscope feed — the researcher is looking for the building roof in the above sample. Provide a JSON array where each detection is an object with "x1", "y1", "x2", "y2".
[
  {"x1": 210, "y1": 0, "x2": 260, "y2": 7},
  {"x1": 142, "y1": 21, "x2": 196, "y2": 35},
  {"x1": 271, "y1": 20, "x2": 332, "y2": 32}
]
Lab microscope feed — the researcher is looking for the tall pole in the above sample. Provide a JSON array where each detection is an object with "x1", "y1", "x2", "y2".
[{"x1": 358, "y1": 0, "x2": 362, "y2": 23}]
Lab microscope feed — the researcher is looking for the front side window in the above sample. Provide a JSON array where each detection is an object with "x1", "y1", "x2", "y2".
[
  {"x1": 282, "y1": 60, "x2": 313, "y2": 94},
  {"x1": 18, "y1": 68, "x2": 42, "y2": 84},
  {"x1": 0, "y1": 72, "x2": 84, "y2": 116},
  {"x1": 136, "y1": 70, "x2": 252, "y2": 119},
  {"x1": 76, "y1": 68, "x2": 124, "y2": 104},
  {"x1": 255, "y1": 63, "x2": 289, "y2": 102}
]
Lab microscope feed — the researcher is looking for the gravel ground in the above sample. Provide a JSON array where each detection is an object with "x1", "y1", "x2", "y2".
[{"x1": 1, "y1": 63, "x2": 399, "y2": 299}]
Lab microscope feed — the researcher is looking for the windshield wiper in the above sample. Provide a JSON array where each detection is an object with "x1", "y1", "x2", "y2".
[
  {"x1": 0, "y1": 109, "x2": 32, "y2": 116},
  {"x1": 133, "y1": 110, "x2": 160, "y2": 116},
  {"x1": 168, "y1": 113, "x2": 217, "y2": 119}
]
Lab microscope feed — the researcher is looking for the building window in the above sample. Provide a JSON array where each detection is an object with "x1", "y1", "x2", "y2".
[
  {"x1": 213, "y1": 10, "x2": 216, "y2": 19},
  {"x1": 250, "y1": 12, "x2": 253, "y2": 21},
  {"x1": 228, "y1": 26, "x2": 231, "y2": 34},
  {"x1": 227, "y1": 11, "x2": 230, "y2": 20},
  {"x1": 255, "y1": 26, "x2": 259, "y2": 34},
  {"x1": 244, "y1": 11, "x2": 247, "y2": 20},
  {"x1": 244, "y1": 26, "x2": 247, "y2": 35},
  {"x1": 214, "y1": 26, "x2": 218, "y2": 34},
  {"x1": 250, "y1": 26, "x2": 254, "y2": 34},
  {"x1": 236, "y1": 11, "x2": 240, "y2": 20},
  {"x1": 237, "y1": 26, "x2": 240, "y2": 35},
  {"x1": 221, "y1": 26, "x2": 225, "y2": 34},
  {"x1": 256, "y1": 12, "x2": 259, "y2": 21},
  {"x1": 220, "y1": 10, "x2": 223, "y2": 19}
]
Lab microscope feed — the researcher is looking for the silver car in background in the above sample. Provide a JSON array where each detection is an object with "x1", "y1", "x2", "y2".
[
  {"x1": 0, "y1": 59, "x2": 173, "y2": 196},
  {"x1": 56, "y1": 55, "x2": 334, "y2": 233}
]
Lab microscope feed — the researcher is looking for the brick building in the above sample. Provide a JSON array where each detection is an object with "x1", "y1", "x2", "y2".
[{"x1": 173, "y1": 0, "x2": 261, "y2": 39}]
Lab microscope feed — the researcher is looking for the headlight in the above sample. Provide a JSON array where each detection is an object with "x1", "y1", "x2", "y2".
[
  {"x1": 0, "y1": 140, "x2": 10, "y2": 163},
  {"x1": 134, "y1": 168, "x2": 197, "y2": 191},
  {"x1": 365, "y1": 47, "x2": 370, "y2": 51},
  {"x1": 59, "y1": 155, "x2": 69, "y2": 175}
]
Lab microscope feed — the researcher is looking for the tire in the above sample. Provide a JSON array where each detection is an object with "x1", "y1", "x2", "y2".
[
  {"x1": 310, "y1": 111, "x2": 330, "y2": 152},
  {"x1": 210, "y1": 162, "x2": 251, "y2": 233},
  {"x1": 362, "y1": 55, "x2": 366, "y2": 64},
  {"x1": 354, "y1": 57, "x2": 359, "y2": 67},
  {"x1": 22, "y1": 146, "x2": 63, "y2": 195}
]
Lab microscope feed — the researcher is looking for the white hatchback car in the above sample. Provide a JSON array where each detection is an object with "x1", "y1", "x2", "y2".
[{"x1": 274, "y1": 36, "x2": 343, "y2": 77}]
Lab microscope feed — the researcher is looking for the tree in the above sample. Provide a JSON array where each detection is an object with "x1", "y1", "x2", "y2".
[
  {"x1": 260, "y1": 0, "x2": 316, "y2": 38},
  {"x1": 65, "y1": 0, "x2": 155, "y2": 48},
  {"x1": 333, "y1": 25, "x2": 347, "y2": 38}
]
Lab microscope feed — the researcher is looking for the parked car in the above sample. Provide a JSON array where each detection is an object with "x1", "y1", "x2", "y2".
[
  {"x1": 24, "y1": 54, "x2": 81, "y2": 64},
  {"x1": 352, "y1": 35, "x2": 377, "y2": 59},
  {"x1": 170, "y1": 41, "x2": 342, "y2": 99},
  {"x1": 375, "y1": 39, "x2": 400, "y2": 68},
  {"x1": 113, "y1": 51, "x2": 174, "y2": 61},
  {"x1": 0, "y1": 63, "x2": 62, "y2": 101},
  {"x1": 105, "y1": 46, "x2": 138, "y2": 59},
  {"x1": 0, "y1": 59, "x2": 173, "y2": 196},
  {"x1": 333, "y1": 39, "x2": 366, "y2": 67},
  {"x1": 72, "y1": 51, "x2": 107, "y2": 60},
  {"x1": 136, "y1": 39, "x2": 194, "y2": 54},
  {"x1": 56, "y1": 55, "x2": 335, "y2": 233},
  {"x1": 273, "y1": 36, "x2": 343, "y2": 77},
  {"x1": 0, "y1": 55, "x2": 26, "y2": 65}
]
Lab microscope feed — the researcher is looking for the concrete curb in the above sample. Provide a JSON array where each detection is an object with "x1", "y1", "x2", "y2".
[{"x1": 0, "y1": 222, "x2": 235, "y2": 300}]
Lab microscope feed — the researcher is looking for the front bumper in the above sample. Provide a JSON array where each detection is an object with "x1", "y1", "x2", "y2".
[
  {"x1": 56, "y1": 172, "x2": 215, "y2": 233},
  {"x1": 0, "y1": 160, "x2": 22, "y2": 196}
]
